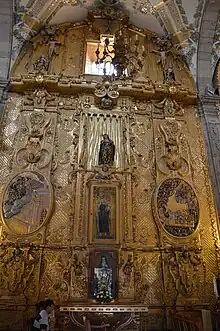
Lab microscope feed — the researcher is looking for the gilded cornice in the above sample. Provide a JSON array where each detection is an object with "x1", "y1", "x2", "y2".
[{"x1": 10, "y1": 74, "x2": 197, "y2": 104}]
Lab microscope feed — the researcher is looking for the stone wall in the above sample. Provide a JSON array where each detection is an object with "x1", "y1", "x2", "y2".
[
  {"x1": 197, "y1": 0, "x2": 220, "y2": 214},
  {"x1": 0, "y1": 0, "x2": 13, "y2": 115}
]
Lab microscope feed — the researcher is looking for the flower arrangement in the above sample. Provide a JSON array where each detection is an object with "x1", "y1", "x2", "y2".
[{"x1": 95, "y1": 286, "x2": 113, "y2": 303}]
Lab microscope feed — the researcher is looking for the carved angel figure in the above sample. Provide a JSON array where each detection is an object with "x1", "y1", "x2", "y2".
[
  {"x1": 165, "y1": 138, "x2": 182, "y2": 171},
  {"x1": 120, "y1": 254, "x2": 133, "y2": 290},
  {"x1": 167, "y1": 250, "x2": 201, "y2": 300}
]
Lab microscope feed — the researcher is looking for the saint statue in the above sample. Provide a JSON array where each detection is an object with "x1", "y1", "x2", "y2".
[
  {"x1": 33, "y1": 55, "x2": 49, "y2": 73},
  {"x1": 97, "y1": 200, "x2": 111, "y2": 238},
  {"x1": 98, "y1": 134, "x2": 115, "y2": 167},
  {"x1": 93, "y1": 256, "x2": 113, "y2": 303},
  {"x1": 164, "y1": 63, "x2": 175, "y2": 83}
]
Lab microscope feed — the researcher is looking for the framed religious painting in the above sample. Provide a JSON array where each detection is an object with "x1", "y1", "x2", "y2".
[{"x1": 88, "y1": 182, "x2": 120, "y2": 244}]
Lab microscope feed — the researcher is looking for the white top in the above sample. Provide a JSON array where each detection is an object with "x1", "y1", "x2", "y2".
[
  {"x1": 214, "y1": 277, "x2": 218, "y2": 297},
  {"x1": 33, "y1": 310, "x2": 49, "y2": 330}
]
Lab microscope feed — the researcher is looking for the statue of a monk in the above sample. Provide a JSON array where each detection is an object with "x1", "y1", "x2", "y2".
[
  {"x1": 98, "y1": 134, "x2": 115, "y2": 166},
  {"x1": 94, "y1": 256, "x2": 113, "y2": 303}
]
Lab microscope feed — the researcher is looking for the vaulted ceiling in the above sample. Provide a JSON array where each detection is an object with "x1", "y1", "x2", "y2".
[
  {"x1": 13, "y1": 0, "x2": 207, "y2": 75},
  {"x1": 17, "y1": 0, "x2": 204, "y2": 37}
]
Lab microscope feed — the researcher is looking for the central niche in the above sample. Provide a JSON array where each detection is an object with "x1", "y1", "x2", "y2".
[
  {"x1": 83, "y1": 113, "x2": 125, "y2": 170},
  {"x1": 89, "y1": 250, "x2": 118, "y2": 303}
]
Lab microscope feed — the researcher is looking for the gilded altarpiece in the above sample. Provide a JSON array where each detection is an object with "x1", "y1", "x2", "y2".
[{"x1": 0, "y1": 12, "x2": 219, "y2": 330}]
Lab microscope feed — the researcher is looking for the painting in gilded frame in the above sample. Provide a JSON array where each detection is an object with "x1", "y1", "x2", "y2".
[
  {"x1": 2, "y1": 171, "x2": 52, "y2": 235},
  {"x1": 89, "y1": 183, "x2": 119, "y2": 244}
]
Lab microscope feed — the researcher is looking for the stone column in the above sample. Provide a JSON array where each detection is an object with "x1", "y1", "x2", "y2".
[
  {"x1": 0, "y1": 0, "x2": 13, "y2": 117},
  {"x1": 199, "y1": 95, "x2": 220, "y2": 213},
  {"x1": 197, "y1": 1, "x2": 220, "y2": 214}
]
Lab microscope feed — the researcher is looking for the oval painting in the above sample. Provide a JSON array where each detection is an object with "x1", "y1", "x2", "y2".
[
  {"x1": 2, "y1": 172, "x2": 52, "y2": 234},
  {"x1": 156, "y1": 178, "x2": 199, "y2": 237}
]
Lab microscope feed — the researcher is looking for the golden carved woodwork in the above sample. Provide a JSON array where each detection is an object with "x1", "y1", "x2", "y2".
[
  {"x1": 0, "y1": 13, "x2": 219, "y2": 330},
  {"x1": 0, "y1": 244, "x2": 41, "y2": 298}
]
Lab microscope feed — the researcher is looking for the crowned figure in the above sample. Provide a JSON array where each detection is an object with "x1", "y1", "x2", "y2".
[{"x1": 93, "y1": 256, "x2": 113, "y2": 303}]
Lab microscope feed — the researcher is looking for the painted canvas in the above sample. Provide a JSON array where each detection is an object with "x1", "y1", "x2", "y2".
[
  {"x1": 93, "y1": 186, "x2": 116, "y2": 240},
  {"x1": 2, "y1": 171, "x2": 51, "y2": 234}
]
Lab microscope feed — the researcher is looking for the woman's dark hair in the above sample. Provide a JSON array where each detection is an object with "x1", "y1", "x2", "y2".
[
  {"x1": 38, "y1": 301, "x2": 45, "y2": 309},
  {"x1": 44, "y1": 299, "x2": 54, "y2": 308},
  {"x1": 35, "y1": 300, "x2": 45, "y2": 314}
]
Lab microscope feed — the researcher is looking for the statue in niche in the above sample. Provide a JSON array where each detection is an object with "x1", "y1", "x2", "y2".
[
  {"x1": 97, "y1": 200, "x2": 111, "y2": 238},
  {"x1": 33, "y1": 55, "x2": 49, "y2": 73},
  {"x1": 164, "y1": 63, "x2": 175, "y2": 83},
  {"x1": 93, "y1": 256, "x2": 113, "y2": 303},
  {"x1": 98, "y1": 134, "x2": 115, "y2": 167}
]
